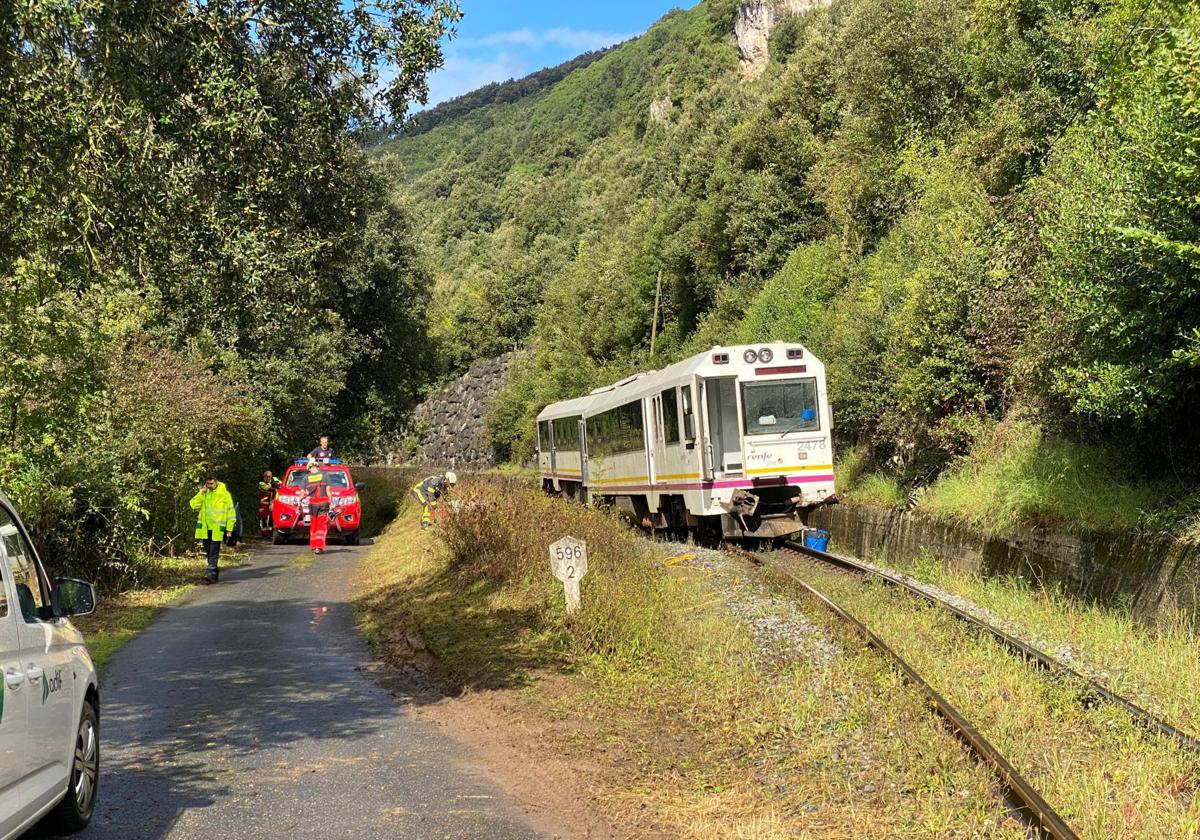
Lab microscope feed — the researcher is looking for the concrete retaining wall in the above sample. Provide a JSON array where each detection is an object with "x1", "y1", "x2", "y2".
[{"x1": 810, "y1": 504, "x2": 1200, "y2": 621}]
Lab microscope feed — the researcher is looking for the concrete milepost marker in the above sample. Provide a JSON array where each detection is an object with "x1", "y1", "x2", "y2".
[{"x1": 549, "y1": 536, "x2": 588, "y2": 614}]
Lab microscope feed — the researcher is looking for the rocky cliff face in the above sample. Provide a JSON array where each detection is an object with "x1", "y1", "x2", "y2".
[
  {"x1": 735, "y1": 0, "x2": 829, "y2": 80},
  {"x1": 385, "y1": 352, "x2": 517, "y2": 471},
  {"x1": 649, "y1": 94, "x2": 673, "y2": 126}
]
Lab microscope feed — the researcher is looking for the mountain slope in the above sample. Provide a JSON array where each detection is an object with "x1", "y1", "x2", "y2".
[{"x1": 382, "y1": 0, "x2": 1200, "y2": 535}]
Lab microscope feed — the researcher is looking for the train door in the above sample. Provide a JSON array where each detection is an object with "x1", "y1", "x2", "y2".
[
  {"x1": 702, "y1": 376, "x2": 743, "y2": 477},
  {"x1": 578, "y1": 418, "x2": 589, "y2": 487},
  {"x1": 649, "y1": 393, "x2": 666, "y2": 484},
  {"x1": 547, "y1": 420, "x2": 558, "y2": 478},
  {"x1": 696, "y1": 379, "x2": 713, "y2": 480}
]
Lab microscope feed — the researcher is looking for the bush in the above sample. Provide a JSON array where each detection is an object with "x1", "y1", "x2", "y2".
[
  {"x1": 441, "y1": 477, "x2": 687, "y2": 664},
  {"x1": 353, "y1": 466, "x2": 423, "y2": 537},
  {"x1": 1, "y1": 340, "x2": 264, "y2": 586}
]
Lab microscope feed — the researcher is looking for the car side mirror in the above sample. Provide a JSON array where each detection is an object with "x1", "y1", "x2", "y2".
[
  {"x1": 355, "y1": 482, "x2": 366, "y2": 491},
  {"x1": 52, "y1": 577, "x2": 97, "y2": 618}
]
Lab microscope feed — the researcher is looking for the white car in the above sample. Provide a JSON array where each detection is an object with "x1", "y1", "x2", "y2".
[{"x1": 0, "y1": 490, "x2": 99, "y2": 838}]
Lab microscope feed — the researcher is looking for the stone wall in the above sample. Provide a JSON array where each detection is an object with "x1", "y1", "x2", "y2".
[
  {"x1": 387, "y1": 352, "x2": 517, "y2": 472},
  {"x1": 810, "y1": 503, "x2": 1200, "y2": 623}
]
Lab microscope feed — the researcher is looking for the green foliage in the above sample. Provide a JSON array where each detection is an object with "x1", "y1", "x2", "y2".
[
  {"x1": 921, "y1": 419, "x2": 1162, "y2": 535},
  {"x1": 1028, "y1": 8, "x2": 1200, "y2": 424},
  {"x1": 1, "y1": 0, "x2": 456, "y2": 580},
  {"x1": 398, "y1": 47, "x2": 621, "y2": 138},
  {"x1": 387, "y1": 0, "x2": 1200, "y2": 534},
  {"x1": 843, "y1": 472, "x2": 908, "y2": 510},
  {"x1": 733, "y1": 241, "x2": 846, "y2": 345}
]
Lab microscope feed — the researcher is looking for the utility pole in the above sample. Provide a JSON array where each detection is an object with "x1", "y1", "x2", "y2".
[{"x1": 650, "y1": 270, "x2": 662, "y2": 359}]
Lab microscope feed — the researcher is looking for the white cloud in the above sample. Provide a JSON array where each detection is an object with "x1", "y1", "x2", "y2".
[
  {"x1": 458, "y1": 27, "x2": 636, "y2": 52},
  {"x1": 425, "y1": 50, "x2": 529, "y2": 105}
]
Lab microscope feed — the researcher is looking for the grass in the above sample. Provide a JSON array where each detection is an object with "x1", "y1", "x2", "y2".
[
  {"x1": 767, "y1": 553, "x2": 1200, "y2": 839},
  {"x1": 883, "y1": 550, "x2": 1200, "y2": 737},
  {"x1": 354, "y1": 478, "x2": 1028, "y2": 837},
  {"x1": 842, "y1": 472, "x2": 906, "y2": 509},
  {"x1": 74, "y1": 546, "x2": 251, "y2": 670},
  {"x1": 920, "y1": 421, "x2": 1159, "y2": 535},
  {"x1": 836, "y1": 421, "x2": 1174, "y2": 536}
]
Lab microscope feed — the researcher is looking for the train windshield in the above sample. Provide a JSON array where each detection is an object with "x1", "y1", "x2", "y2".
[{"x1": 741, "y1": 378, "x2": 820, "y2": 436}]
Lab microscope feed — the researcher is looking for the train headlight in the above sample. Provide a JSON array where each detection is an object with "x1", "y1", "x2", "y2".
[
  {"x1": 758, "y1": 347, "x2": 774, "y2": 363},
  {"x1": 743, "y1": 349, "x2": 758, "y2": 364}
]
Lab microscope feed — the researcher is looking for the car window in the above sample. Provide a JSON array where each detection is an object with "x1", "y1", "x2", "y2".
[
  {"x1": 0, "y1": 507, "x2": 42, "y2": 621},
  {"x1": 0, "y1": 512, "x2": 10, "y2": 618}
]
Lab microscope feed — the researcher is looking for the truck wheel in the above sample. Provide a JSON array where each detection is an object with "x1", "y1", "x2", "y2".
[
  {"x1": 346, "y1": 531, "x2": 360, "y2": 546},
  {"x1": 48, "y1": 700, "x2": 99, "y2": 833},
  {"x1": 272, "y1": 529, "x2": 286, "y2": 545}
]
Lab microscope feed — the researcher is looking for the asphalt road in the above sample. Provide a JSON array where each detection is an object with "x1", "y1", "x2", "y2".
[{"x1": 35, "y1": 540, "x2": 544, "y2": 840}]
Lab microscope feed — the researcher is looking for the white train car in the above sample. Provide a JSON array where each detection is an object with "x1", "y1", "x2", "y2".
[{"x1": 537, "y1": 343, "x2": 836, "y2": 539}]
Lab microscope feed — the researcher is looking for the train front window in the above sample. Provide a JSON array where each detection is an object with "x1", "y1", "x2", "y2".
[{"x1": 742, "y1": 378, "x2": 820, "y2": 436}]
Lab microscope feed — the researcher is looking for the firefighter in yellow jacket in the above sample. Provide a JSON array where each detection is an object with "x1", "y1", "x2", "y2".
[
  {"x1": 410, "y1": 471, "x2": 458, "y2": 528},
  {"x1": 191, "y1": 472, "x2": 237, "y2": 583}
]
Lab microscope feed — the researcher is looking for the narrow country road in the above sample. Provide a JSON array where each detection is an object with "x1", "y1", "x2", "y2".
[{"x1": 35, "y1": 541, "x2": 544, "y2": 840}]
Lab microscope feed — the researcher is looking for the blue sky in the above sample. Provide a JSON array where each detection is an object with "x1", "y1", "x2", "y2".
[{"x1": 425, "y1": 1, "x2": 698, "y2": 106}]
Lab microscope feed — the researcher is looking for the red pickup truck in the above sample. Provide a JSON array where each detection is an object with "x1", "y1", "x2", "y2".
[{"x1": 270, "y1": 461, "x2": 364, "y2": 546}]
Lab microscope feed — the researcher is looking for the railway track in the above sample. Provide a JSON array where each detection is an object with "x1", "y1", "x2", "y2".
[
  {"x1": 780, "y1": 540, "x2": 1200, "y2": 756},
  {"x1": 732, "y1": 545, "x2": 1079, "y2": 840}
]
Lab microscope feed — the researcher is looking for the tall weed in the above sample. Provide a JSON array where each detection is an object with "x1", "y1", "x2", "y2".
[{"x1": 442, "y1": 478, "x2": 686, "y2": 665}]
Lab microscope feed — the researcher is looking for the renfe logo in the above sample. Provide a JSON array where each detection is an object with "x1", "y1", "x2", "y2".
[{"x1": 746, "y1": 451, "x2": 782, "y2": 464}]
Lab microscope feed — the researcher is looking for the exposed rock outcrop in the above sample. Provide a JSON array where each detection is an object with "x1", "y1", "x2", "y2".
[
  {"x1": 735, "y1": 0, "x2": 829, "y2": 80},
  {"x1": 649, "y1": 95, "x2": 673, "y2": 126},
  {"x1": 386, "y1": 352, "x2": 517, "y2": 471}
]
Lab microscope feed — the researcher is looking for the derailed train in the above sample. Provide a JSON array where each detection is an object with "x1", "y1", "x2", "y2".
[{"x1": 537, "y1": 343, "x2": 836, "y2": 540}]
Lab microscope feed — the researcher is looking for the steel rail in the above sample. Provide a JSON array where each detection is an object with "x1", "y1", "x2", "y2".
[
  {"x1": 785, "y1": 541, "x2": 1200, "y2": 756},
  {"x1": 737, "y1": 548, "x2": 1079, "y2": 840}
]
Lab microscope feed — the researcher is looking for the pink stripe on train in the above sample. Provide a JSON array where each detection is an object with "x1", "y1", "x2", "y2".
[{"x1": 540, "y1": 474, "x2": 835, "y2": 493}]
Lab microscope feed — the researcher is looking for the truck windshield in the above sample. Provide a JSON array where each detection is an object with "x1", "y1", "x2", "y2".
[
  {"x1": 288, "y1": 470, "x2": 351, "y2": 488},
  {"x1": 741, "y1": 378, "x2": 820, "y2": 436}
]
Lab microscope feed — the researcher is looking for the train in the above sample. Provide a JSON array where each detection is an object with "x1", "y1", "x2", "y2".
[{"x1": 537, "y1": 343, "x2": 836, "y2": 540}]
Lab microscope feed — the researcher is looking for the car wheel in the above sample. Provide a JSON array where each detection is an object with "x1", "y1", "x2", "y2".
[
  {"x1": 272, "y1": 529, "x2": 286, "y2": 545},
  {"x1": 49, "y1": 700, "x2": 99, "y2": 833}
]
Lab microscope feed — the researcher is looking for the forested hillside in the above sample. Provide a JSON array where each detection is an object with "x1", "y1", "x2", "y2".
[
  {"x1": 399, "y1": 46, "x2": 621, "y2": 137},
  {"x1": 2, "y1": 0, "x2": 457, "y2": 580},
  {"x1": 383, "y1": 0, "x2": 1200, "y2": 537}
]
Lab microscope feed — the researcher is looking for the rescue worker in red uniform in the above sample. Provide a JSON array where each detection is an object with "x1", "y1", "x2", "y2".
[
  {"x1": 305, "y1": 462, "x2": 332, "y2": 554},
  {"x1": 410, "y1": 471, "x2": 458, "y2": 529},
  {"x1": 258, "y1": 470, "x2": 281, "y2": 536}
]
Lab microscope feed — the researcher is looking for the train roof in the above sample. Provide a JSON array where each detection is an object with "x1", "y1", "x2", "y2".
[{"x1": 536, "y1": 342, "x2": 820, "y2": 421}]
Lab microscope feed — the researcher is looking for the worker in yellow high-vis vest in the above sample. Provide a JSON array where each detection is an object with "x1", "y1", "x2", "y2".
[
  {"x1": 191, "y1": 472, "x2": 237, "y2": 583},
  {"x1": 410, "y1": 471, "x2": 458, "y2": 529}
]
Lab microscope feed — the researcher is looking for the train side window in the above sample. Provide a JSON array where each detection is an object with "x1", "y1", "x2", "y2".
[
  {"x1": 681, "y1": 386, "x2": 696, "y2": 441},
  {"x1": 553, "y1": 416, "x2": 580, "y2": 451},
  {"x1": 586, "y1": 401, "x2": 643, "y2": 457},
  {"x1": 661, "y1": 388, "x2": 680, "y2": 444},
  {"x1": 538, "y1": 421, "x2": 549, "y2": 452}
]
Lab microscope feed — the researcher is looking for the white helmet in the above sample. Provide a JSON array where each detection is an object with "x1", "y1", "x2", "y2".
[{"x1": 444, "y1": 471, "x2": 458, "y2": 486}]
